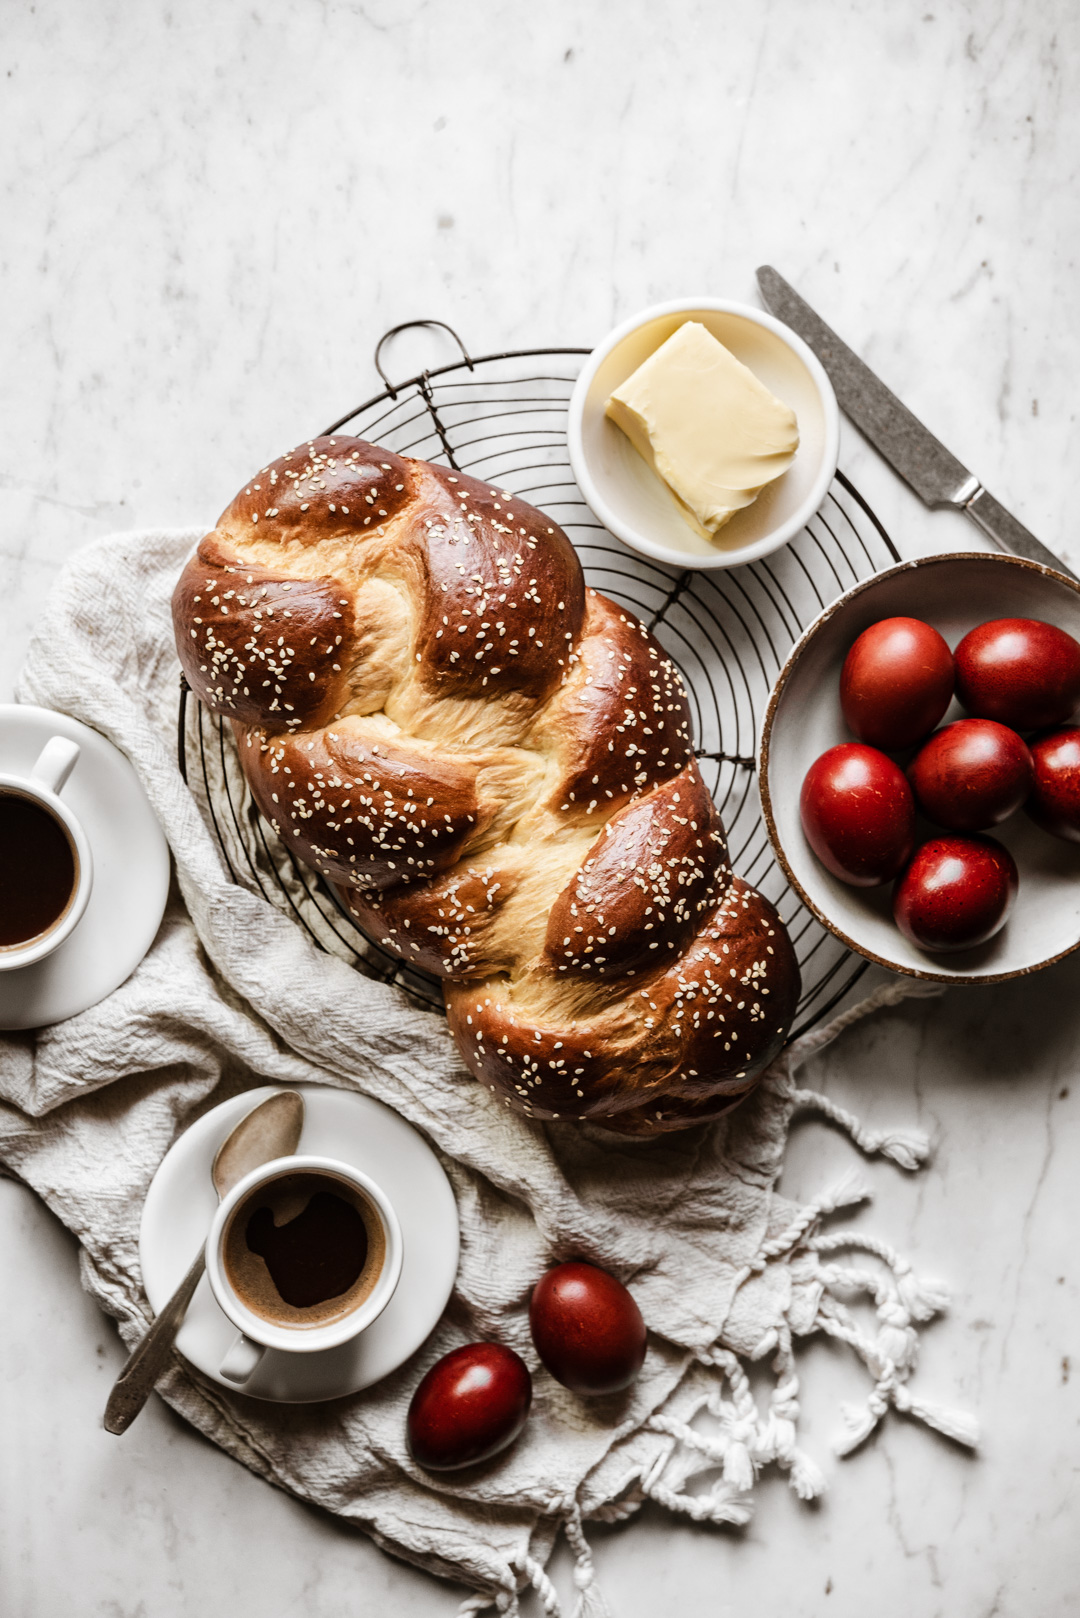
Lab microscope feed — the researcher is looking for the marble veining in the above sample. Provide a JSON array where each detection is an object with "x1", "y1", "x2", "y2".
[{"x1": 1, "y1": 1, "x2": 1079, "y2": 1613}]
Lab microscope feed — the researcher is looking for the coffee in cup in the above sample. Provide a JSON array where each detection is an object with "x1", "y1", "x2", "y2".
[
  {"x1": 0, "y1": 736, "x2": 93, "y2": 972},
  {"x1": 0, "y1": 790, "x2": 79, "y2": 950},
  {"x1": 223, "y1": 1167, "x2": 387, "y2": 1328},
  {"x1": 206, "y1": 1152, "x2": 403, "y2": 1384}
]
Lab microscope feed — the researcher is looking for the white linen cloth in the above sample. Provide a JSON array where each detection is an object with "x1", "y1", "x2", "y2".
[{"x1": 0, "y1": 529, "x2": 977, "y2": 1615}]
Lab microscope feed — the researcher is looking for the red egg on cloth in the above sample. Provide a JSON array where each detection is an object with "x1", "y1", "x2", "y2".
[
  {"x1": 907, "y1": 719, "x2": 1033, "y2": 831},
  {"x1": 954, "y1": 618, "x2": 1080, "y2": 731},
  {"x1": 840, "y1": 616, "x2": 954, "y2": 750},
  {"x1": 800, "y1": 744, "x2": 915, "y2": 886},
  {"x1": 1027, "y1": 727, "x2": 1080, "y2": 843},
  {"x1": 893, "y1": 835, "x2": 1018, "y2": 952},
  {"x1": 529, "y1": 1262, "x2": 646, "y2": 1396},
  {"x1": 407, "y1": 1343, "x2": 532, "y2": 1471}
]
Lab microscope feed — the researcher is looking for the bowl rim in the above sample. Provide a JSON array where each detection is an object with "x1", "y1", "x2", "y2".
[
  {"x1": 758, "y1": 549, "x2": 1080, "y2": 984},
  {"x1": 567, "y1": 295, "x2": 841, "y2": 572}
]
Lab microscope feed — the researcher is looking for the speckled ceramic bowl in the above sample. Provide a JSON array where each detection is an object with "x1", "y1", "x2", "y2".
[{"x1": 760, "y1": 552, "x2": 1080, "y2": 983}]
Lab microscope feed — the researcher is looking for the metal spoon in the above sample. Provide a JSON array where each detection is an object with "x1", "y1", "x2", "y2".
[{"x1": 103, "y1": 1089, "x2": 305, "y2": 1435}]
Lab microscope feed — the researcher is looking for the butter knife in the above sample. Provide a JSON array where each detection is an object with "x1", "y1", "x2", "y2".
[{"x1": 756, "y1": 266, "x2": 1076, "y2": 583}]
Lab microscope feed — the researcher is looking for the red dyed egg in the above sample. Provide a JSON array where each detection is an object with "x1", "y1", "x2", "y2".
[
  {"x1": 907, "y1": 719, "x2": 1033, "y2": 831},
  {"x1": 529, "y1": 1262, "x2": 646, "y2": 1396},
  {"x1": 800, "y1": 744, "x2": 915, "y2": 886},
  {"x1": 1027, "y1": 727, "x2": 1080, "y2": 843},
  {"x1": 954, "y1": 618, "x2": 1080, "y2": 731},
  {"x1": 893, "y1": 835, "x2": 1018, "y2": 952},
  {"x1": 840, "y1": 617, "x2": 954, "y2": 750},
  {"x1": 407, "y1": 1343, "x2": 532, "y2": 1471}
]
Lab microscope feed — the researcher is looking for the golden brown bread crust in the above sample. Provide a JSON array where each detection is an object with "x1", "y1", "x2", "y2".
[
  {"x1": 175, "y1": 533, "x2": 356, "y2": 731},
  {"x1": 445, "y1": 876, "x2": 796, "y2": 1135},
  {"x1": 542, "y1": 762, "x2": 727, "y2": 979},
  {"x1": 173, "y1": 435, "x2": 800, "y2": 1133}
]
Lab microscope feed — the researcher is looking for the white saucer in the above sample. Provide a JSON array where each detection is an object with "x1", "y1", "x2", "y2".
[
  {"x1": 140, "y1": 1085, "x2": 460, "y2": 1402},
  {"x1": 0, "y1": 704, "x2": 171, "y2": 1029}
]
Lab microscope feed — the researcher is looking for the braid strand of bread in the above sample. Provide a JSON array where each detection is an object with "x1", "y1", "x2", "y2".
[{"x1": 172, "y1": 436, "x2": 799, "y2": 1135}]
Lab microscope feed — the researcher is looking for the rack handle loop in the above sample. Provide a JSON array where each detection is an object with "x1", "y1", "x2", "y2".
[{"x1": 373, "y1": 321, "x2": 474, "y2": 399}]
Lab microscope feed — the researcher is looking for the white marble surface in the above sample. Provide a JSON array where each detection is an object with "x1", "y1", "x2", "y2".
[{"x1": 2, "y1": 1, "x2": 1079, "y2": 1613}]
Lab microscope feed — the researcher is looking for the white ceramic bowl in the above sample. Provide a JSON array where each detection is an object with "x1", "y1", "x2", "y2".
[
  {"x1": 567, "y1": 297, "x2": 840, "y2": 571},
  {"x1": 760, "y1": 552, "x2": 1080, "y2": 983}
]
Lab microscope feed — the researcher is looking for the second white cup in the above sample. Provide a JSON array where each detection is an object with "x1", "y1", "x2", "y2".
[{"x1": 205, "y1": 1154, "x2": 403, "y2": 1385}]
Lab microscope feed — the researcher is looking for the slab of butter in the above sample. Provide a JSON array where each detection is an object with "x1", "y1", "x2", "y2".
[{"x1": 605, "y1": 321, "x2": 799, "y2": 538}]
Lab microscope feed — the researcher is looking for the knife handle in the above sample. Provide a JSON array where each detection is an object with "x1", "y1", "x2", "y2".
[{"x1": 962, "y1": 486, "x2": 1078, "y2": 583}]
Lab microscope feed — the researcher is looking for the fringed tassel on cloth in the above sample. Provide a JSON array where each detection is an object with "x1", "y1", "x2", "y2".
[
  {"x1": 523, "y1": 1557, "x2": 562, "y2": 1616},
  {"x1": 628, "y1": 977, "x2": 976, "y2": 1527},
  {"x1": 642, "y1": 1331, "x2": 828, "y2": 1511},
  {"x1": 750, "y1": 1166, "x2": 870, "y2": 1271},
  {"x1": 563, "y1": 1503, "x2": 612, "y2": 1618},
  {"x1": 789, "y1": 1087, "x2": 930, "y2": 1170},
  {"x1": 455, "y1": 1506, "x2": 614, "y2": 1618},
  {"x1": 633, "y1": 1214, "x2": 977, "y2": 1526},
  {"x1": 774, "y1": 976, "x2": 944, "y2": 1171},
  {"x1": 811, "y1": 1228, "x2": 980, "y2": 1456}
]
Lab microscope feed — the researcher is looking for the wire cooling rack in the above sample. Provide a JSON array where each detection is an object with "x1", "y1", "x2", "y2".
[{"x1": 179, "y1": 321, "x2": 901, "y2": 1039}]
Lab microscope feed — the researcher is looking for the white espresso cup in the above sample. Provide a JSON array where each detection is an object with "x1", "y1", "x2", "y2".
[
  {"x1": 0, "y1": 736, "x2": 93, "y2": 971},
  {"x1": 206, "y1": 1154, "x2": 404, "y2": 1385}
]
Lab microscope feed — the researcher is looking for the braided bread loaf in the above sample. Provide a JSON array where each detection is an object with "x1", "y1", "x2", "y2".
[{"x1": 173, "y1": 436, "x2": 799, "y2": 1134}]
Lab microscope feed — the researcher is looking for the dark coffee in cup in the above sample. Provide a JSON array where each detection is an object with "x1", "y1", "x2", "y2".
[
  {"x1": 0, "y1": 790, "x2": 78, "y2": 949},
  {"x1": 223, "y1": 1169, "x2": 387, "y2": 1328}
]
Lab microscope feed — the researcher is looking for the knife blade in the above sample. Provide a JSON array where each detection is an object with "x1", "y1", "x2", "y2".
[{"x1": 756, "y1": 266, "x2": 1076, "y2": 582}]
